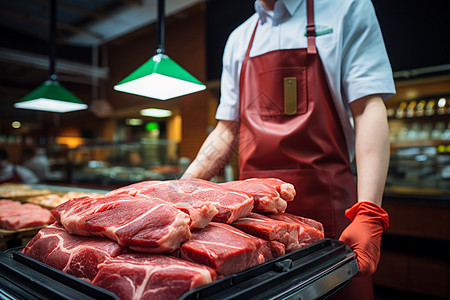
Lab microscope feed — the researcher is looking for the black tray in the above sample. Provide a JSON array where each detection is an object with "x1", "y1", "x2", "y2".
[
  {"x1": 0, "y1": 248, "x2": 119, "y2": 300},
  {"x1": 181, "y1": 239, "x2": 358, "y2": 300},
  {"x1": 0, "y1": 239, "x2": 357, "y2": 300}
]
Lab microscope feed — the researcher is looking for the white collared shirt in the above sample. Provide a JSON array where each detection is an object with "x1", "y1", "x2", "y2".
[{"x1": 216, "y1": 0, "x2": 396, "y2": 159}]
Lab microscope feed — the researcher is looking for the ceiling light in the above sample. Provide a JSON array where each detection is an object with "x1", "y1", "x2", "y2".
[
  {"x1": 13, "y1": 0, "x2": 86, "y2": 113},
  {"x1": 11, "y1": 121, "x2": 21, "y2": 129},
  {"x1": 114, "y1": 0, "x2": 205, "y2": 100},
  {"x1": 126, "y1": 118, "x2": 144, "y2": 126},
  {"x1": 140, "y1": 108, "x2": 172, "y2": 118},
  {"x1": 14, "y1": 80, "x2": 87, "y2": 113}
]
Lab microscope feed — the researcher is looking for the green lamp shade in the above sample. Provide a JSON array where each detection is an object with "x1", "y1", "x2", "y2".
[
  {"x1": 14, "y1": 80, "x2": 87, "y2": 113},
  {"x1": 114, "y1": 53, "x2": 206, "y2": 100}
]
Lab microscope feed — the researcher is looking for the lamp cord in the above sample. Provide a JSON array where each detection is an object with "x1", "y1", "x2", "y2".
[
  {"x1": 49, "y1": 0, "x2": 57, "y2": 81},
  {"x1": 156, "y1": 0, "x2": 165, "y2": 54}
]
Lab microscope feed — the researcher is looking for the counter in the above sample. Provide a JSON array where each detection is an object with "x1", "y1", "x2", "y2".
[{"x1": 374, "y1": 189, "x2": 450, "y2": 299}]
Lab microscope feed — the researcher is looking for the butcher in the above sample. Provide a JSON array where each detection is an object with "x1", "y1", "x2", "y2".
[{"x1": 181, "y1": 0, "x2": 394, "y2": 298}]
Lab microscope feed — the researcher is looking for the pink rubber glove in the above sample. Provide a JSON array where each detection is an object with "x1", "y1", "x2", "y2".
[{"x1": 339, "y1": 201, "x2": 389, "y2": 277}]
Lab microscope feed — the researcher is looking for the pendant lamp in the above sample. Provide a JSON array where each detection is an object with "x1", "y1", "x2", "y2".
[
  {"x1": 14, "y1": 0, "x2": 87, "y2": 113},
  {"x1": 114, "y1": 0, "x2": 206, "y2": 100}
]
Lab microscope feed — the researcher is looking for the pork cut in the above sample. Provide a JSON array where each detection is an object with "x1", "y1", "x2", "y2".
[
  {"x1": 51, "y1": 194, "x2": 191, "y2": 253},
  {"x1": 0, "y1": 199, "x2": 54, "y2": 230},
  {"x1": 268, "y1": 212, "x2": 324, "y2": 234},
  {"x1": 107, "y1": 180, "x2": 217, "y2": 229},
  {"x1": 232, "y1": 212, "x2": 301, "y2": 252},
  {"x1": 180, "y1": 222, "x2": 285, "y2": 275},
  {"x1": 268, "y1": 213, "x2": 325, "y2": 247},
  {"x1": 232, "y1": 212, "x2": 325, "y2": 251},
  {"x1": 91, "y1": 252, "x2": 217, "y2": 300},
  {"x1": 21, "y1": 223, "x2": 125, "y2": 281},
  {"x1": 108, "y1": 178, "x2": 254, "y2": 227},
  {"x1": 247, "y1": 178, "x2": 296, "y2": 201},
  {"x1": 220, "y1": 178, "x2": 295, "y2": 214}
]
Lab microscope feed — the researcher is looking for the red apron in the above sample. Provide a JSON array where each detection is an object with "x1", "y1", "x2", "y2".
[{"x1": 238, "y1": 0, "x2": 373, "y2": 298}]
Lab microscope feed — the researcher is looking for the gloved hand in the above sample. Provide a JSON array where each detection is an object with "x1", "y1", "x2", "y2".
[{"x1": 339, "y1": 201, "x2": 389, "y2": 277}]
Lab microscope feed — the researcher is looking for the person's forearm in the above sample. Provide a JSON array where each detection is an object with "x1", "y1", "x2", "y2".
[
  {"x1": 350, "y1": 95, "x2": 390, "y2": 206},
  {"x1": 181, "y1": 120, "x2": 239, "y2": 180}
]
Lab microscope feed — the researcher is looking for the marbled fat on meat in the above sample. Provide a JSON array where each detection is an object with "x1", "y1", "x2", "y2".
[
  {"x1": 232, "y1": 212, "x2": 302, "y2": 252},
  {"x1": 91, "y1": 253, "x2": 217, "y2": 300},
  {"x1": 108, "y1": 178, "x2": 254, "y2": 227},
  {"x1": 21, "y1": 223, "x2": 124, "y2": 281},
  {"x1": 245, "y1": 178, "x2": 296, "y2": 202},
  {"x1": 180, "y1": 222, "x2": 285, "y2": 276},
  {"x1": 51, "y1": 194, "x2": 191, "y2": 253},
  {"x1": 219, "y1": 178, "x2": 296, "y2": 214},
  {"x1": 268, "y1": 213, "x2": 325, "y2": 247}
]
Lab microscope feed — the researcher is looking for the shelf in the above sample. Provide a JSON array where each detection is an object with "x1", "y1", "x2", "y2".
[{"x1": 390, "y1": 139, "x2": 450, "y2": 150}]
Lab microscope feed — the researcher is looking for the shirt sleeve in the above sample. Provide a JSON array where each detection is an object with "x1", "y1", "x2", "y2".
[{"x1": 341, "y1": 0, "x2": 396, "y2": 103}]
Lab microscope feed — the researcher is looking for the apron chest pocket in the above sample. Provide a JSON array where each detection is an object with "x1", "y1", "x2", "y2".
[{"x1": 259, "y1": 67, "x2": 308, "y2": 117}]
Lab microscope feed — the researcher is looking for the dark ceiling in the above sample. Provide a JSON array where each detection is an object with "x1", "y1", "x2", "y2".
[{"x1": 0, "y1": 0, "x2": 449, "y2": 137}]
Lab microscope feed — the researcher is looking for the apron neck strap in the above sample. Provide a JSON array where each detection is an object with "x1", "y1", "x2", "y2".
[
  {"x1": 246, "y1": 0, "x2": 317, "y2": 57},
  {"x1": 306, "y1": 0, "x2": 317, "y2": 54},
  {"x1": 245, "y1": 19, "x2": 259, "y2": 59}
]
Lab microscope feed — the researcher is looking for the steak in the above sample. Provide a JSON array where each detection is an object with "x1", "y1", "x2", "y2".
[
  {"x1": 21, "y1": 223, "x2": 124, "y2": 281},
  {"x1": 268, "y1": 212, "x2": 324, "y2": 234},
  {"x1": 91, "y1": 253, "x2": 217, "y2": 300},
  {"x1": 232, "y1": 212, "x2": 301, "y2": 252},
  {"x1": 247, "y1": 178, "x2": 296, "y2": 201},
  {"x1": 268, "y1": 213, "x2": 325, "y2": 247},
  {"x1": 0, "y1": 199, "x2": 54, "y2": 230},
  {"x1": 180, "y1": 222, "x2": 285, "y2": 275},
  {"x1": 220, "y1": 178, "x2": 295, "y2": 214},
  {"x1": 108, "y1": 178, "x2": 254, "y2": 226},
  {"x1": 51, "y1": 194, "x2": 191, "y2": 253}
]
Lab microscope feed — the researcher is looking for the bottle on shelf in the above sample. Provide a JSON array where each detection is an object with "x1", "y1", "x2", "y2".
[
  {"x1": 437, "y1": 98, "x2": 447, "y2": 115},
  {"x1": 425, "y1": 99, "x2": 436, "y2": 116},
  {"x1": 431, "y1": 122, "x2": 446, "y2": 140},
  {"x1": 395, "y1": 102, "x2": 407, "y2": 119},
  {"x1": 406, "y1": 100, "x2": 417, "y2": 118},
  {"x1": 415, "y1": 100, "x2": 426, "y2": 117}
]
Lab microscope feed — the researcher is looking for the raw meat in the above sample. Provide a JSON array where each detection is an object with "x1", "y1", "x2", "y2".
[
  {"x1": 107, "y1": 180, "x2": 218, "y2": 229},
  {"x1": 232, "y1": 212, "x2": 301, "y2": 252},
  {"x1": 21, "y1": 223, "x2": 124, "y2": 281},
  {"x1": 220, "y1": 178, "x2": 291, "y2": 214},
  {"x1": 180, "y1": 222, "x2": 285, "y2": 275},
  {"x1": 268, "y1": 212, "x2": 324, "y2": 234},
  {"x1": 0, "y1": 199, "x2": 54, "y2": 230},
  {"x1": 51, "y1": 194, "x2": 191, "y2": 253},
  {"x1": 108, "y1": 178, "x2": 254, "y2": 226},
  {"x1": 268, "y1": 213, "x2": 325, "y2": 247},
  {"x1": 246, "y1": 178, "x2": 296, "y2": 202},
  {"x1": 91, "y1": 252, "x2": 217, "y2": 300}
]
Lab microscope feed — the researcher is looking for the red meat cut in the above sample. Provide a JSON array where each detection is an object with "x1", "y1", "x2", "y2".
[
  {"x1": 220, "y1": 178, "x2": 295, "y2": 214},
  {"x1": 268, "y1": 212, "x2": 325, "y2": 234},
  {"x1": 232, "y1": 212, "x2": 301, "y2": 252},
  {"x1": 268, "y1": 213, "x2": 325, "y2": 247},
  {"x1": 180, "y1": 222, "x2": 285, "y2": 275},
  {"x1": 51, "y1": 194, "x2": 191, "y2": 253},
  {"x1": 247, "y1": 178, "x2": 296, "y2": 201},
  {"x1": 91, "y1": 252, "x2": 217, "y2": 300},
  {"x1": 0, "y1": 199, "x2": 54, "y2": 230},
  {"x1": 21, "y1": 223, "x2": 125, "y2": 281},
  {"x1": 108, "y1": 178, "x2": 254, "y2": 227},
  {"x1": 232, "y1": 212, "x2": 325, "y2": 252}
]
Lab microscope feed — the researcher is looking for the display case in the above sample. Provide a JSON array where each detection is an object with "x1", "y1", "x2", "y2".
[
  {"x1": 66, "y1": 138, "x2": 182, "y2": 187},
  {"x1": 386, "y1": 94, "x2": 450, "y2": 194}
]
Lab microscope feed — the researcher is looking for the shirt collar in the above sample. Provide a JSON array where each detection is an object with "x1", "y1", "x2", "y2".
[{"x1": 254, "y1": 0, "x2": 303, "y2": 25}]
